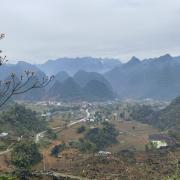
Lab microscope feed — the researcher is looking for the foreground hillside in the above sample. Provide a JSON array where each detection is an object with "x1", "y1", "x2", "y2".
[{"x1": 0, "y1": 101, "x2": 179, "y2": 179}]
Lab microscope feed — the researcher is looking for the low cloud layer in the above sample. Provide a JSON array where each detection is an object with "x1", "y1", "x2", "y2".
[{"x1": 0, "y1": 0, "x2": 180, "y2": 63}]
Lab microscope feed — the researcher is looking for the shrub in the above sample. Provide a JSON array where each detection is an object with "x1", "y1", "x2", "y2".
[{"x1": 77, "y1": 126, "x2": 86, "y2": 134}]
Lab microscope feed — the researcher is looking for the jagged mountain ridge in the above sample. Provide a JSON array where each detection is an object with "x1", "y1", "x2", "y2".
[
  {"x1": 105, "y1": 54, "x2": 180, "y2": 100},
  {"x1": 2, "y1": 54, "x2": 180, "y2": 101},
  {"x1": 36, "y1": 57, "x2": 121, "y2": 75}
]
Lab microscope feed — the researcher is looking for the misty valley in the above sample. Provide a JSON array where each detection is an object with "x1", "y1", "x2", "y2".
[
  {"x1": 0, "y1": 56, "x2": 180, "y2": 179},
  {"x1": 1, "y1": 1, "x2": 180, "y2": 179}
]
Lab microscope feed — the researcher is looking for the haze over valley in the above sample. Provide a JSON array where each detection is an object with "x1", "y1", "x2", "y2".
[
  {"x1": 0, "y1": 0, "x2": 180, "y2": 179},
  {"x1": 2, "y1": 54, "x2": 180, "y2": 101}
]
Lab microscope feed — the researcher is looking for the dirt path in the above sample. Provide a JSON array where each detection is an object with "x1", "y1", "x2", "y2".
[{"x1": 33, "y1": 171, "x2": 89, "y2": 180}]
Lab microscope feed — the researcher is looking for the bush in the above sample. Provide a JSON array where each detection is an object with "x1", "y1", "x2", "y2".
[
  {"x1": 68, "y1": 140, "x2": 80, "y2": 148},
  {"x1": 117, "y1": 149, "x2": 136, "y2": 164},
  {"x1": 46, "y1": 129, "x2": 57, "y2": 140},
  {"x1": 51, "y1": 143, "x2": 66, "y2": 157},
  {"x1": 77, "y1": 126, "x2": 86, "y2": 134},
  {"x1": 78, "y1": 138, "x2": 96, "y2": 153}
]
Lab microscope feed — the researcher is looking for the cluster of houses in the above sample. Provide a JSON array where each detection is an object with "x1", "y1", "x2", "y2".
[{"x1": 37, "y1": 101, "x2": 62, "y2": 106}]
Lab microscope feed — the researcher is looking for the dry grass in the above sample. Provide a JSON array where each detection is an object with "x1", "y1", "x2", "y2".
[
  {"x1": 48, "y1": 116, "x2": 66, "y2": 128},
  {"x1": 57, "y1": 123, "x2": 85, "y2": 142},
  {"x1": 107, "y1": 120, "x2": 159, "y2": 151},
  {"x1": 0, "y1": 153, "x2": 11, "y2": 172}
]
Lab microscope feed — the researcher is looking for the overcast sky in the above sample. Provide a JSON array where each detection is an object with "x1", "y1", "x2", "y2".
[{"x1": 0, "y1": 0, "x2": 180, "y2": 63}]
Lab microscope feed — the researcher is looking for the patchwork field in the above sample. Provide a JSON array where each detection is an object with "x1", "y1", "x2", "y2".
[
  {"x1": 109, "y1": 120, "x2": 160, "y2": 151},
  {"x1": 33, "y1": 117, "x2": 160, "y2": 176}
]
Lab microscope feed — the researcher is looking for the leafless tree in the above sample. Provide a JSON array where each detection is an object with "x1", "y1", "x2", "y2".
[{"x1": 0, "y1": 33, "x2": 54, "y2": 107}]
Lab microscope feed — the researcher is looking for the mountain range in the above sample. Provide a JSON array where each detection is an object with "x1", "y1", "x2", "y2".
[
  {"x1": 37, "y1": 57, "x2": 121, "y2": 75},
  {"x1": 48, "y1": 71, "x2": 115, "y2": 101},
  {"x1": 105, "y1": 54, "x2": 180, "y2": 100},
  {"x1": 1, "y1": 54, "x2": 180, "y2": 101}
]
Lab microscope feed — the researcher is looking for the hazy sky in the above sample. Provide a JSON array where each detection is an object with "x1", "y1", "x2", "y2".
[{"x1": 0, "y1": 0, "x2": 180, "y2": 63}]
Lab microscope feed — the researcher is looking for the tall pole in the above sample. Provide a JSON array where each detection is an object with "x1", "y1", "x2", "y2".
[{"x1": 43, "y1": 152, "x2": 46, "y2": 172}]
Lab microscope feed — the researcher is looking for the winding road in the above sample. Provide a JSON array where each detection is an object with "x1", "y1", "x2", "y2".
[
  {"x1": 0, "y1": 148, "x2": 12, "y2": 156},
  {"x1": 35, "y1": 108, "x2": 90, "y2": 143},
  {"x1": 0, "y1": 109, "x2": 90, "y2": 156},
  {"x1": 0, "y1": 108, "x2": 90, "y2": 156},
  {"x1": 0, "y1": 143, "x2": 14, "y2": 155}
]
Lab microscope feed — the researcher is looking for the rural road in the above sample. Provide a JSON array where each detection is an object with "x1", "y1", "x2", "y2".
[
  {"x1": 0, "y1": 143, "x2": 14, "y2": 155},
  {"x1": 0, "y1": 148, "x2": 12, "y2": 156},
  {"x1": 0, "y1": 109, "x2": 90, "y2": 155},
  {"x1": 36, "y1": 108, "x2": 90, "y2": 143},
  {"x1": 33, "y1": 171, "x2": 89, "y2": 180}
]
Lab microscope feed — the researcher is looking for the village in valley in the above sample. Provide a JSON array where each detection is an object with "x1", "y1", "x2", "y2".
[{"x1": 0, "y1": 98, "x2": 179, "y2": 179}]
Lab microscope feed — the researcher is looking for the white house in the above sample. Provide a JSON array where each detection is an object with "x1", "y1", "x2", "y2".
[
  {"x1": 149, "y1": 134, "x2": 176, "y2": 149},
  {"x1": 98, "y1": 151, "x2": 111, "y2": 156},
  {"x1": 41, "y1": 112, "x2": 52, "y2": 117},
  {"x1": 151, "y1": 140, "x2": 167, "y2": 149},
  {"x1": 89, "y1": 119, "x2": 95, "y2": 122},
  {"x1": 0, "y1": 132, "x2": 8, "y2": 137}
]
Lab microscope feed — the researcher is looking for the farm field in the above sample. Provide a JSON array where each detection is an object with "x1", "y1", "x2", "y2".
[
  {"x1": 109, "y1": 120, "x2": 160, "y2": 151},
  {"x1": 33, "y1": 117, "x2": 160, "y2": 177}
]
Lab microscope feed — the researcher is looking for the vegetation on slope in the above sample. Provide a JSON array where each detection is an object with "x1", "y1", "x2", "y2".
[
  {"x1": 11, "y1": 140, "x2": 42, "y2": 179},
  {"x1": 0, "y1": 104, "x2": 47, "y2": 136},
  {"x1": 130, "y1": 97, "x2": 180, "y2": 141},
  {"x1": 71, "y1": 122, "x2": 119, "y2": 152}
]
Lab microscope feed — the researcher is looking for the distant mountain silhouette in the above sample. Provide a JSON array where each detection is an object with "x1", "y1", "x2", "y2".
[
  {"x1": 73, "y1": 70, "x2": 112, "y2": 88},
  {"x1": 48, "y1": 76, "x2": 115, "y2": 101},
  {"x1": 55, "y1": 71, "x2": 69, "y2": 83},
  {"x1": 48, "y1": 77, "x2": 82, "y2": 100},
  {"x1": 2, "y1": 54, "x2": 180, "y2": 101},
  {"x1": 125, "y1": 56, "x2": 141, "y2": 67},
  {"x1": 46, "y1": 71, "x2": 70, "y2": 90},
  {"x1": 83, "y1": 80, "x2": 114, "y2": 100},
  {"x1": 37, "y1": 57, "x2": 121, "y2": 75},
  {"x1": 0, "y1": 61, "x2": 44, "y2": 80},
  {"x1": 105, "y1": 54, "x2": 180, "y2": 100}
]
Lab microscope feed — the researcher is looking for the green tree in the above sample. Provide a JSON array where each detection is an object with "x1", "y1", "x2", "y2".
[
  {"x1": 51, "y1": 143, "x2": 66, "y2": 157},
  {"x1": 0, "y1": 104, "x2": 47, "y2": 136},
  {"x1": 11, "y1": 140, "x2": 42, "y2": 179},
  {"x1": 85, "y1": 122, "x2": 118, "y2": 150}
]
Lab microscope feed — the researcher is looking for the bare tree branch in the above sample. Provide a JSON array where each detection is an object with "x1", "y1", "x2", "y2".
[{"x1": 0, "y1": 33, "x2": 54, "y2": 107}]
